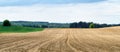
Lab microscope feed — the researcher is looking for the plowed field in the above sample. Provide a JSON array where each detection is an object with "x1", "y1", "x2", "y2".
[{"x1": 0, "y1": 27, "x2": 120, "y2": 52}]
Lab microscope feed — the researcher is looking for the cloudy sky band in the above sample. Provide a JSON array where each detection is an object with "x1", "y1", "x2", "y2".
[{"x1": 0, "y1": 0, "x2": 120, "y2": 24}]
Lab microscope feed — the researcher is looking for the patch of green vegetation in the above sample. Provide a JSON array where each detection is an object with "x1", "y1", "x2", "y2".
[
  {"x1": 0, "y1": 26, "x2": 44, "y2": 33},
  {"x1": 89, "y1": 23, "x2": 95, "y2": 28}
]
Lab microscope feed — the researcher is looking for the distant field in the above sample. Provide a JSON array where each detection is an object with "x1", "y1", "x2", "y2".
[
  {"x1": 0, "y1": 26, "x2": 120, "y2": 52},
  {"x1": 0, "y1": 26, "x2": 44, "y2": 33}
]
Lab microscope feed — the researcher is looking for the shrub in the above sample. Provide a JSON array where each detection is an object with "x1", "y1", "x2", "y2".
[
  {"x1": 3, "y1": 20, "x2": 11, "y2": 26},
  {"x1": 89, "y1": 23, "x2": 94, "y2": 28}
]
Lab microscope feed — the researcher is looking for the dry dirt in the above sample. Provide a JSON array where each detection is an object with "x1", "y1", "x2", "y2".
[{"x1": 0, "y1": 27, "x2": 120, "y2": 52}]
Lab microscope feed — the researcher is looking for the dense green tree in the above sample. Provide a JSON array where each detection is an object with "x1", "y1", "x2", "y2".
[
  {"x1": 3, "y1": 20, "x2": 11, "y2": 26},
  {"x1": 89, "y1": 23, "x2": 94, "y2": 28}
]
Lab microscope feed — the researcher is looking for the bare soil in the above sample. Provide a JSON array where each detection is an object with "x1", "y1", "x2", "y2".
[{"x1": 0, "y1": 27, "x2": 120, "y2": 52}]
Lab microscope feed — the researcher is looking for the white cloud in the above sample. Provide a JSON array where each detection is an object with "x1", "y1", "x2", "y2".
[{"x1": 0, "y1": 0, "x2": 120, "y2": 24}]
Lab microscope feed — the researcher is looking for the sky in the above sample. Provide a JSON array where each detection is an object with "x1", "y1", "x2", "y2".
[{"x1": 0, "y1": 0, "x2": 120, "y2": 24}]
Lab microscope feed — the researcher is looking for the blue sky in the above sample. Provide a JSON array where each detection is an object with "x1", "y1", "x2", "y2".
[
  {"x1": 0, "y1": 0, "x2": 106, "y2": 6},
  {"x1": 0, "y1": 0, "x2": 120, "y2": 24}
]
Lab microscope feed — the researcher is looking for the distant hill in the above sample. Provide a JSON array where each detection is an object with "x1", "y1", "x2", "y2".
[{"x1": 11, "y1": 21, "x2": 49, "y2": 26}]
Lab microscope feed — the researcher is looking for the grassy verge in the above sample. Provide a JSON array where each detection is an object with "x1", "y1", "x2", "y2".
[{"x1": 0, "y1": 26, "x2": 44, "y2": 33}]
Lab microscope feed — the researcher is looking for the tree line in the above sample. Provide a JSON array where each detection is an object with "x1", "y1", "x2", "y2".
[
  {"x1": 70, "y1": 21, "x2": 120, "y2": 28},
  {"x1": 1, "y1": 20, "x2": 120, "y2": 28}
]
